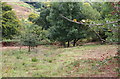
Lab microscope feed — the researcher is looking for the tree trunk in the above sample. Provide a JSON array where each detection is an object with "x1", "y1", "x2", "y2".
[
  {"x1": 19, "y1": 44, "x2": 22, "y2": 51},
  {"x1": 73, "y1": 39, "x2": 76, "y2": 47},
  {"x1": 67, "y1": 41, "x2": 70, "y2": 47},
  {"x1": 73, "y1": 39, "x2": 79, "y2": 46},
  {"x1": 28, "y1": 46, "x2": 31, "y2": 52}
]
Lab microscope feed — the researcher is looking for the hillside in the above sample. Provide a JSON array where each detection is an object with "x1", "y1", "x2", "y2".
[
  {"x1": 6, "y1": 2, "x2": 35, "y2": 19},
  {"x1": 2, "y1": 2, "x2": 119, "y2": 77},
  {"x1": 2, "y1": 44, "x2": 118, "y2": 77}
]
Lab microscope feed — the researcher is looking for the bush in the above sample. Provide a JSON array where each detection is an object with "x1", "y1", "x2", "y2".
[
  {"x1": 28, "y1": 13, "x2": 39, "y2": 22},
  {"x1": 105, "y1": 31, "x2": 119, "y2": 43},
  {"x1": 31, "y1": 57, "x2": 38, "y2": 62},
  {"x1": 20, "y1": 23, "x2": 48, "y2": 52},
  {"x1": 48, "y1": 60, "x2": 52, "y2": 63},
  {"x1": 20, "y1": 32, "x2": 40, "y2": 52}
]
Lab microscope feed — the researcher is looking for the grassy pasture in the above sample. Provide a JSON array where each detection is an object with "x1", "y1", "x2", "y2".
[{"x1": 2, "y1": 44, "x2": 119, "y2": 77}]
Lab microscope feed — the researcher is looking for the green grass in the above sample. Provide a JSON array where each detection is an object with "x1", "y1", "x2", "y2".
[{"x1": 2, "y1": 44, "x2": 118, "y2": 77}]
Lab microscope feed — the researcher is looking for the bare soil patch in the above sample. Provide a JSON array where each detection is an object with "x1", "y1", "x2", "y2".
[{"x1": 7, "y1": 2, "x2": 33, "y2": 19}]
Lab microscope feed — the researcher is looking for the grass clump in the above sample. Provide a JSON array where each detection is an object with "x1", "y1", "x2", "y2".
[
  {"x1": 48, "y1": 60, "x2": 52, "y2": 63},
  {"x1": 16, "y1": 56, "x2": 22, "y2": 59},
  {"x1": 31, "y1": 58, "x2": 38, "y2": 62}
]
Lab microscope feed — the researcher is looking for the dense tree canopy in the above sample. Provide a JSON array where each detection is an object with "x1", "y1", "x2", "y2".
[
  {"x1": 2, "y1": 2, "x2": 20, "y2": 39},
  {"x1": 47, "y1": 2, "x2": 99, "y2": 47},
  {"x1": 2, "y1": 2, "x2": 119, "y2": 47},
  {"x1": 82, "y1": 2, "x2": 101, "y2": 20},
  {"x1": 31, "y1": 2, "x2": 119, "y2": 46}
]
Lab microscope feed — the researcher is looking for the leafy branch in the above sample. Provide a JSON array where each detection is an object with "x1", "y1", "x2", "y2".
[{"x1": 60, "y1": 14, "x2": 119, "y2": 43}]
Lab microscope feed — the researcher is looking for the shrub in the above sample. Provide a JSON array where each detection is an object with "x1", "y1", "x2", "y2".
[
  {"x1": 22, "y1": 62, "x2": 25, "y2": 65},
  {"x1": 20, "y1": 32, "x2": 40, "y2": 52},
  {"x1": 31, "y1": 57, "x2": 38, "y2": 62},
  {"x1": 16, "y1": 56, "x2": 21, "y2": 59},
  {"x1": 28, "y1": 13, "x2": 39, "y2": 22},
  {"x1": 48, "y1": 60, "x2": 52, "y2": 63}
]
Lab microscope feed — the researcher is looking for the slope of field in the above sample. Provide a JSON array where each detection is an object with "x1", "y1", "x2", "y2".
[
  {"x1": 2, "y1": 44, "x2": 119, "y2": 77},
  {"x1": 6, "y1": 2, "x2": 34, "y2": 19}
]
